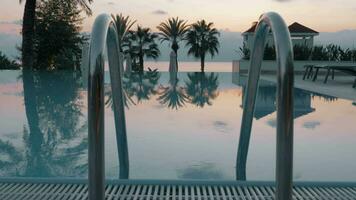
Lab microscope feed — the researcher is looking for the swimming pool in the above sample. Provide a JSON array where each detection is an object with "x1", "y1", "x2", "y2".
[{"x1": 0, "y1": 70, "x2": 355, "y2": 182}]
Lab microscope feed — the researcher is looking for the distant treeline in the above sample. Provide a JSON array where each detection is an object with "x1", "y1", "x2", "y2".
[
  {"x1": 0, "y1": 51, "x2": 20, "y2": 70},
  {"x1": 240, "y1": 44, "x2": 356, "y2": 61},
  {"x1": 15, "y1": 0, "x2": 220, "y2": 72}
]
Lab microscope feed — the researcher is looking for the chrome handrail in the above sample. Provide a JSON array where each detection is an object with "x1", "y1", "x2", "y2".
[
  {"x1": 87, "y1": 14, "x2": 128, "y2": 200},
  {"x1": 236, "y1": 12, "x2": 294, "y2": 200}
]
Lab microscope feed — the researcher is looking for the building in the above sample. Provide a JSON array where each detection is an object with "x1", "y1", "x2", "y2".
[{"x1": 242, "y1": 22, "x2": 319, "y2": 50}]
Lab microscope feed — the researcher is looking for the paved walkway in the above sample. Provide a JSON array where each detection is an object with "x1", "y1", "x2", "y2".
[{"x1": 261, "y1": 75, "x2": 356, "y2": 102}]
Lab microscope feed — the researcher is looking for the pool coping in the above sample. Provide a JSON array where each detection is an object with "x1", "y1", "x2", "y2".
[{"x1": 1, "y1": 177, "x2": 356, "y2": 188}]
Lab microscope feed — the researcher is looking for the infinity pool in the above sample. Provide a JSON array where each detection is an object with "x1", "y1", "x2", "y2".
[{"x1": 0, "y1": 70, "x2": 355, "y2": 182}]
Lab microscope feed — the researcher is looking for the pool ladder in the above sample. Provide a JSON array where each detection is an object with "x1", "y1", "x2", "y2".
[{"x1": 86, "y1": 12, "x2": 294, "y2": 200}]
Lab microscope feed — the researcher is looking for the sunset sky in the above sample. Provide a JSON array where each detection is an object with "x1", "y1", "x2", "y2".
[
  {"x1": 1, "y1": 0, "x2": 356, "y2": 34},
  {"x1": 1, "y1": 0, "x2": 356, "y2": 59}
]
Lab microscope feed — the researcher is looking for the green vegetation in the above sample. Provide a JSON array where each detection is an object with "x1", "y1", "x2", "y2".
[
  {"x1": 111, "y1": 14, "x2": 136, "y2": 52},
  {"x1": 20, "y1": 0, "x2": 37, "y2": 69},
  {"x1": 263, "y1": 44, "x2": 276, "y2": 60},
  {"x1": 240, "y1": 43, "x2": 356, "y2": 61},
  {"x1": 20, "y1": 0, "x2": 92, "y2": 69},
  {"x1": 0, "y1": 51, "x2": 20, "y2": 70},
  {"x1": 12, "y1": 1, "x2": 224, "y2": 71},
  {"x1": 34, "y1": 0, "x2": 85, "y2": 70},
  {"x1": 185, "y1": 20, "x2": 220, "y2": 72},
  {"x1": 157, "y1": 17, "x2": 189, "y2": 68},
  {"x1": 239, "y1": 43, "x2": 250, "y2": 60},
  {"x1": 123, "y1": 26, "x2": 160, "y2": 72}
]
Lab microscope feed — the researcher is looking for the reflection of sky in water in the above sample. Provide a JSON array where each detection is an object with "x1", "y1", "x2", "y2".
[
  {"x1": 177, "y1": 162, "x2": 226, "y2": 179},
  {"x1": 0, "y1": 71, "x2": 355, "y2": 182}
]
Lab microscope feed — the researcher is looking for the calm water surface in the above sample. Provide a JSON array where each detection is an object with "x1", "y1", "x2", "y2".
[{"x1": 0, "y1": 69, "x2": 355, "y2": 182}]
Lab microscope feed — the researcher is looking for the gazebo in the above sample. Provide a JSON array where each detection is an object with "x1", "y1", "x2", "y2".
[{"x1": 242, "y1": 22, "x2": 319, "y2": 50}]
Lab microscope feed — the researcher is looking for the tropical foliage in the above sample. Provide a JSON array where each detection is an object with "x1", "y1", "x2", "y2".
[
  {"x1": 123, "y1": 26, "x2": 160, "y2": 71},
  {"x1": 157, "y1": 17, "x2": 189, "y2": 67},
  {"x1": 111, "y1": 14, "x2": 136, "y2": 52},
  {"x1": 185, "y1": 20, "x2": 220, "y2": 72},
  {"x1": 239, "y1": 43, "x2": 250, "y2": 60},
  {"x1": 34, "y1": 0, "x2": 86, "y2": 70},
  {"x1": 20, "y1": 0, "x2": 93, "y2": 69},
  {"x1": 0, "y1": 51, "x2": 20, "y2": 69},
  {"x1": 294, "y1": 45, "x2": 312, "y2": 60},
  {"x1": 240, "y1": 43, "x2": 356, "y2": 61},
  {"x1": 263, "y1": 44, "x2": 276, "y2": 60},
  {"x1": 20, "y1": 0, "x2": 37, "y2": 69}
]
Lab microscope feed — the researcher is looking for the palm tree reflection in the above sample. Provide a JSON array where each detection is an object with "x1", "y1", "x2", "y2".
[
  {"x1": 106, "y1": 69, "x2": 161, "y2": 109},
  {"x1": 185, "y1": 72, "x2": 219, "y2": 107},
  {"x1": 157, "y1": 71, "x2": 188, "y2": 109},
  {"x1": 0, "y1": 70, "x2": 87, "y2": 177}
]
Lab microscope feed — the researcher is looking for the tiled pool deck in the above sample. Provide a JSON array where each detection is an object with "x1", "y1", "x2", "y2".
[{"x1": 262, "y1": 75, "x2": 356, "y2": 102}]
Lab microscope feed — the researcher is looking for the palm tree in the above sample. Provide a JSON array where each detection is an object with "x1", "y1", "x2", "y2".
[
  {"x1": 111, "y1": 14, "x2": 136, "y2": 52},
  {"x1": 126, "y1": 26, "x2": 160, "y2": 71},
  {"x1": 20, "y1": 0, "x2": 37, "y2": 69},
  {"x1": 185, "y1": 20, "x2": 220, "y2": 72},
  {"x1": 157, "y1": 17, "x2": 189, "y2": 68},
  {"x1": 20, "y1": 0, "x2": 93, "y2": 69}
]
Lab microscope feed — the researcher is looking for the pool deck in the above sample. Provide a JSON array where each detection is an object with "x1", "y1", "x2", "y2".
[
  {"x1": 261, "y1": 74, "x2": 356, "y2": 102},
  {"x1": 1, "y1": 179, "x2": 356, "y2": 199}
]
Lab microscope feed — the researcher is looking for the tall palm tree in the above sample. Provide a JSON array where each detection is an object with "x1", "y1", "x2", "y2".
[
  {"x1": 20, "y1": 0, "x2": 37, "y2": 69},
  {"x1": 185, "y1": 20, "x2": 220, "y2": 72},
  {"x1": 126, "y1": 26, "x2": 160, "y2": 71},
  {"x1": 20, "y1": 0, "x2": 93, "y2": 69},
  {"x1": 111, "y1": 14, "x2": 136, "y2": 52},
  {"x1": 157, "y1": 17, "x2": 189, "y2": 68}
]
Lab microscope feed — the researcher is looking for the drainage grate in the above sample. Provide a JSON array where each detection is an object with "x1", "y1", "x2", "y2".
[{"x1": 1, "y1": 182, "x2": 356, "y2": 199}]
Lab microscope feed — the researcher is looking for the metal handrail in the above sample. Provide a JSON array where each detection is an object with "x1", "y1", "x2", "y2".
[
  {"x1": 236, "y1": 12, "x2": 294, "y2": 200},
  {"x1": 87, "y1": 14, "x2": 128, "y2": 200}
]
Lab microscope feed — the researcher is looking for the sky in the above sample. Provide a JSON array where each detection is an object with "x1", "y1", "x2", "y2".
[
  {"x1": 1, "y1": 0, "x2": 356, "y2": 60},
  {"x1": 1, "y1": 0, "x2": 356, "y2": 34}
]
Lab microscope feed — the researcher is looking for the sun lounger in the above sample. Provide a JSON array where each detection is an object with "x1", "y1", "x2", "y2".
[{"x1": 303, "y1": 65, "x2": 356, "y2": 87}]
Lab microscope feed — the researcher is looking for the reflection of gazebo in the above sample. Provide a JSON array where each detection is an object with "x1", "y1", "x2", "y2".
[
  {"x1": 294, "y1": 88, "x2": 316, "y2": 119},
  {"x1": 240, "y1": 85, "x2": 277, "y2": 119},
  {"x1": 238, "y1": 77, "x2": 315, "y2": 120}
]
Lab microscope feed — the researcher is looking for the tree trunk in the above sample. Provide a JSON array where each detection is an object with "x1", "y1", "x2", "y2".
[
  {"x1": 22, "y1": 70, "x2": 46, "y2": 175},
  {"x1": 139, "y1": 53, "x2": 144, "y2": 72},
  {"x1": 22, "y1": 0, "x2": 37, "y2": 69},
  {"x1": 172, "y1": 41, "x2": 179, "y2": 69},
  {"x1": 200, "y1": 54, "x2": 205, "y2": 72}
]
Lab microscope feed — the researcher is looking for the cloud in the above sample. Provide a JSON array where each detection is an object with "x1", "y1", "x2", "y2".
[
  {"x1": 177, "y1": 162, "x2": 226, "y2": 179},
  {"x1": 273, "y1": 0, "x2": 292, "y2": 2},
  {"x1": 107, "y1": 2, "x2": 115, "y2": 5},
  {"x1": 152, "y1": 9, "x2": 168, "y2": 15},
  {"x1": 0, "y1": 20, "x2": 22, "y2": 25},
  {"x1": 267, "y1": 118, "x2": 277, "y2": 128},
  {"x1": 303, "y1": 121, "x2": 321, "y2": 129},
  {"x1": 213, "y1": 121, "x2": 232, "y2": 133}
]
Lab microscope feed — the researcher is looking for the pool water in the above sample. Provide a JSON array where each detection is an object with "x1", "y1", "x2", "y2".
[{"x1": 0, "y1": 70, "x2": 355, "y2": 182}]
